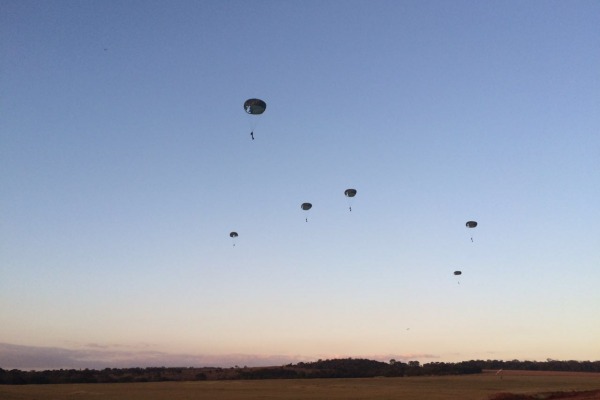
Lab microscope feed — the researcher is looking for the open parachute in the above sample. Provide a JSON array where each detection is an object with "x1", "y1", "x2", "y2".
[
  {"x1": 344, "y1": 188, "x2": 357, "y2": 211},
  {"x1": 454, "y1": 270, "x2": 462, "y2": 284},
  {"x1": 244, "y1": 98, "x2": 266, "y2": 115},
  {"x1": 243, "y1": 99, "x2": 267, "y2": 140},
  {"x1": 301, "y1": 202, "x2": 312, "y2": 222},
  {"x1": 466, "y1": 220, "x2": 477, "y2": 242},
  {"x1": 229, "y1": 231, "x2": 238, "y2": 247}
]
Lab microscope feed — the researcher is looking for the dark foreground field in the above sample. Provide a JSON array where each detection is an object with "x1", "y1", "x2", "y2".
[{"x1": 1, "y1": 370, "x2": 599, "y2": 400}]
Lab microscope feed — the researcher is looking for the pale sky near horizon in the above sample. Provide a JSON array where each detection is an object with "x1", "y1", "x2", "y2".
[{"x1": 1, "y1": 0, "x2": 599, "y2": 370}]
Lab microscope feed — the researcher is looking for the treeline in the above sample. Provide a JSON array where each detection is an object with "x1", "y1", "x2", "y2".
[
  {"x1": 0, "y1": 359, "x2": 479, "y2": 384},
  {"x1": 0, "y1": 367, "x2": 214, "y2": 385},
  {"x1": 1, "y1": 358, "x2": 598, "y2": 385},
  {"x1": 464, "y1": 359, "x2": 600, "y2": 373},
  {"x1": 238, "y1": 359, "x2": 480, "y2": 380},
  {"x1": 281, "y1": 358, "x2": 481, "y2": 379}
]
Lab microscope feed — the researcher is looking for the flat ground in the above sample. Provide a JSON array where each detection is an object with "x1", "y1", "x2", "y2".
[{"x1": 1, "y1": 370, "x2": 599, "y2": 400}]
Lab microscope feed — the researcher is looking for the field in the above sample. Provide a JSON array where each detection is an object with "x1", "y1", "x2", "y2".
[{"x1": 1, "y1": 370, "x2": 599, "y2": 400}]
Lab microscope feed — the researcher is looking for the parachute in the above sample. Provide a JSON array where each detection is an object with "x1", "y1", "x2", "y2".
[
  {"x1": 301, "y1": 202, "x2": 312, "y2": 222},
  {"x1": 244, "y1": 99, "x2": 266, "y2": 115},
  {"x1": 244, "y1": 98, "x2": 266, "y2": 140},
  {"x1": 229, "y1": 231, "x2": 238, "y2": 247},
  {"x1": 344, "y1": 188, "x2": 357, "y2": 211},
  {"x1": 466, "y1": 220, "x2": 477, "y2": 242}
]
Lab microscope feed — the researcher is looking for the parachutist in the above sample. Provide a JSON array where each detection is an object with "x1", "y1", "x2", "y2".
[
  {"x1": 305, "y1": 218, "x2": 308, "y2": 222},
  {"x1": 250, "y1": 131, "x2": 254, "y2": 140},
  {"x1": 349, "y1": 206, "x2": 352, "y2": 212}
]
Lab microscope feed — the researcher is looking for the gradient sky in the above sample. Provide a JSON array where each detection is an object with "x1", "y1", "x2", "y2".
[{"x1": 2, "y1": 0, "x2": 599, "y2": 370}]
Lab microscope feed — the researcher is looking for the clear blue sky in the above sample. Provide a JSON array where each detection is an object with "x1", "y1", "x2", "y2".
[{"x1": 1, "y1": 0, "x2": 599, "y2": 369}]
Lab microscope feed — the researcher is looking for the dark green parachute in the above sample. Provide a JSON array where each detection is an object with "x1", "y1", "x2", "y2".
[
  {"x1": 229, "y1": 231, "x2": 238, "y2": 247},
  {"x1": 466, "y1": 220, "x2": 477, "y2": 242},
  {"x1": 244, "y1": 99, "x2": 266, "y2": 140},
  {"x1": 344, "y1": 188, "x2": 357, "y2": 211},
  {"x1": 454, "y1": 270, "x2": 462, "y2": 284},
  {"x1": 301, "y1": 203, "x2": 312, "y2": 211},
  {"x1": 244, "y1": 99, "x2": 266, "y2": 115},
  {"x1": 301, "y1": 202, "x2": 312, "y2": 222}
]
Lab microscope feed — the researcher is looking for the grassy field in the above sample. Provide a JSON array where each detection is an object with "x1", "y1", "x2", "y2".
[{"x1": 1, "y1": 371, "x2": 599, "y2": 400}]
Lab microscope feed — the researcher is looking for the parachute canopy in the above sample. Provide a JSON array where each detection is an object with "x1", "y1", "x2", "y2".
[
  {"x1": 344, "y1": 188, "x2": 357, "y2": 198},
  {"x1": 244, "y1": 98, "x2": 266, "y2": 115},
  {"x1": 454, "y1": 271, "x2": 462, "y2": 276},
  {"x1": 466, "y1": 221, "x2": 478, "y2": 228},
  {"x1": 229, "y1": 232, "x2": 238, "y2": 238},
  {"x1": 301, "y1": 202, "x2": 312, "y2": 211}
]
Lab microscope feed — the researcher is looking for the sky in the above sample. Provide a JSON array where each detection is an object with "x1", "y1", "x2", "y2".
[{"x1": 1, "y1": 0, "x2": 599, "y2": 370}]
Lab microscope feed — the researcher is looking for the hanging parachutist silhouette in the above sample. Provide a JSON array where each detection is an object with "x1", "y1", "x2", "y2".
[
  {"x1": 471, "y1": 237, "x2": 473, "y2": 242},
  {"x1": 349, "y1": 206, "x2": 352, "y2": 212},
  {"x1": 305, "y1": 218, "x2": 308, "y2": 222},
  {"x1": 250, "y1": 131, "x2": 254, "y2": 140}
]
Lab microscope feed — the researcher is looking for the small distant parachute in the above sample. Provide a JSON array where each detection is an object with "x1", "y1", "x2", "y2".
[
  {"x1": 229, "y1": 231, "x2": 238, "y2": 247},
  {"x1": 243, "y1": 98, "x2": 267, "y2": 140},
  {"x1": 454, "y1": 270, "x2": 462, "y2": 284},
  {"x1": 466, "y1": 220, "x2": 477, "y2": 242},
  {"x1": 344, "y1": 188, "x2": 357, "y2": 211},
  {"x1": 301, "y1": 202, "x2": 312, "y2": 222},
  {"x1": 301, "y1": 202, "x2": 312, "y2": 210},
  {"x1": 244, "y1": 98, "x2": 266, "y2": 115}
]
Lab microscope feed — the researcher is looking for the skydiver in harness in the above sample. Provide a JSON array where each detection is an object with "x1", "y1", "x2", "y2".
[{"x1": 250, "y1": 131, "x2": 254, "y2": 140}]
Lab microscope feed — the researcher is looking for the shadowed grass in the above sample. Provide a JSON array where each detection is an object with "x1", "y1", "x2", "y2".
[{"x1": 0, "y1": 372, "x2": 599, "y2": 400}]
